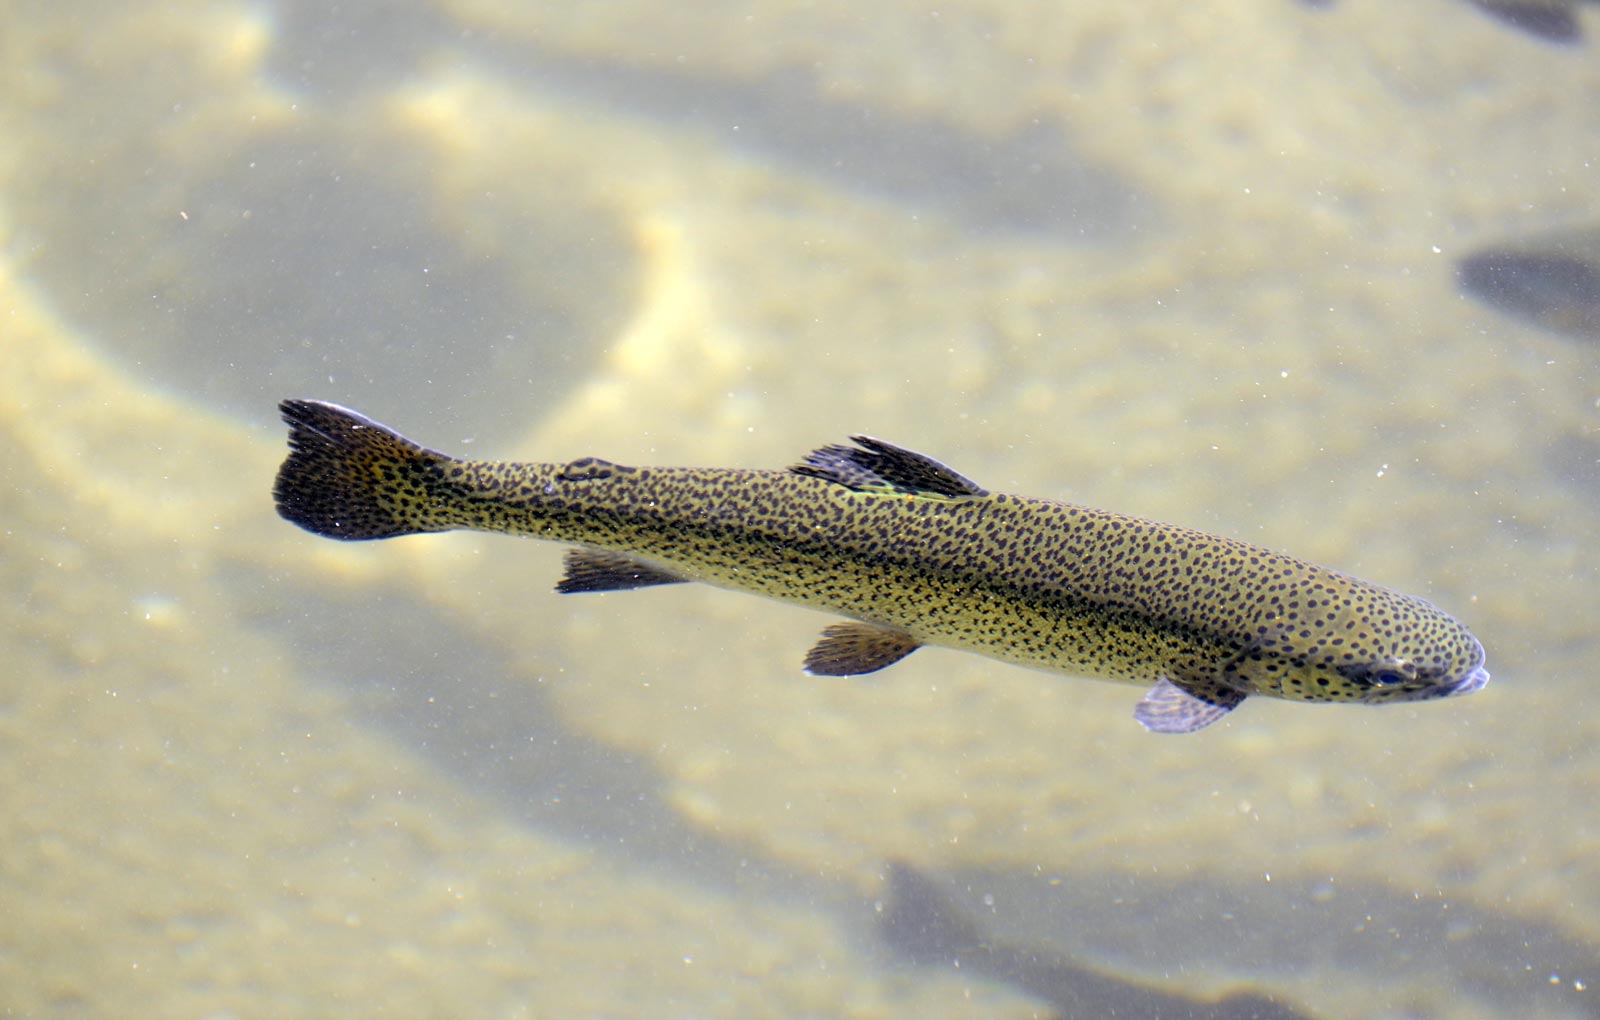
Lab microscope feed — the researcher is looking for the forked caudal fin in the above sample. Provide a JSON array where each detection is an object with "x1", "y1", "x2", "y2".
[{"x1": 274, "y1": 399, "x2": 457, "y2": 541}]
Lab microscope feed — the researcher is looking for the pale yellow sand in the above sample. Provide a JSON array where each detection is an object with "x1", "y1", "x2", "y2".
[{"x1": 4, "y1": 2, "x2": 1598, "y2": 1017}]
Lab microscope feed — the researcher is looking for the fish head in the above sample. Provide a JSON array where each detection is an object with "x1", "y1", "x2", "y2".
[
  {"x1": 1330, "y1": 636, "x2": 1490, "y2": 705},
  {"x1": 1224, "y1": 590, "x2": 1489, "y2": 706}
]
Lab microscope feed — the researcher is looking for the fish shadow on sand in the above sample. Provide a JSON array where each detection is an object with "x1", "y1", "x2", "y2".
[
  {"x1": 239, "y1": 575, "x2": 769, "y2": 885},
  {"x1": 1302, "y1": 0, "x2": 1599, "y2": 45},
  {"x1": 242, "y1": 571, "x2": 1600, "y2": 1016},
  {"x1": 1458, "y1": 228, "x2": 1600, "y2": 343},
  {"x1": 880, "y1": 861, "x2": 1317, "y2": 1020},
  {"x1": 879, "y1": 861, "x2": 1600, "y2": 1019},
  {"x1": 264, "y1": 0, "x2": 1156, "y2": 242}
]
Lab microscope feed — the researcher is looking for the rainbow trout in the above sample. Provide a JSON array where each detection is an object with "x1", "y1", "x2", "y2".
[{"x1": 273, "y1": 400, "x2": 1489, "y2": 733}]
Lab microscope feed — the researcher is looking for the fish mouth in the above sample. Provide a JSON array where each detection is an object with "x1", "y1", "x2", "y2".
[
  {"x1": 1449, "y1": 664, "x2": 1491, "y2": 697},
  {"x1": 1354, "y1": 644, "x2": 1490, "y2": 703},
  {"x1": 1448, "y1": 634, "x2": 1492, "y2": 698}
]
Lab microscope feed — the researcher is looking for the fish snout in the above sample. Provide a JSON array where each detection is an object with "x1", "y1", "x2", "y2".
[
  {"x1": 1439, "y1": 633, "x2": 1490, "y2": 699},
  {"x1": 1451, "y1": 663, "x2": 1491, "y2": 697}
]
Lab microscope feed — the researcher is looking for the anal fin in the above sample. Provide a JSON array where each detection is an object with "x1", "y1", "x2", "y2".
[
  {"x1": 556, "y1": 549, "x2": 689, "y2": 594},
  {"x1": 1134, "y1": 677, "x2": 1245, "y2": 734},
  {"x1": 804, "y1": 622, "x2": 920, "y2": 676}
]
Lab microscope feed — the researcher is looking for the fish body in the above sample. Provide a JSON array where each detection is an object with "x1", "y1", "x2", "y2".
[{"x1": 273, "y1": 400, "x2": 1488, "y2": 733}]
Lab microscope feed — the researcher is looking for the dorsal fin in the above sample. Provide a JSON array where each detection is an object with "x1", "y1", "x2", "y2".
[{"x1": 791, "y1": 436, "x2": 986, "y2": 498}]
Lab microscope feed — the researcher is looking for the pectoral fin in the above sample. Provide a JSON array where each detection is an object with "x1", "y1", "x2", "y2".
[
  {"x1": 804, "y1": 622, "x2": 920, "y2": 676},
  {"x1": 1134, "y1": 678, "x2": 1245, "y2": 734},
  {"x1": 555, "y1": 549, "x2": 689, "y2": 593}
]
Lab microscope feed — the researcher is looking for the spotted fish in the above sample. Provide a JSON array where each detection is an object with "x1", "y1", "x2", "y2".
[{"x1": 272, "y1": 400, "x2": 1489, "y2": 733}]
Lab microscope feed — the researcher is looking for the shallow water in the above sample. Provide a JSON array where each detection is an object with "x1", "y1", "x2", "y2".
[{"x1": 4, "y1": 2, "x2": 1599, "y2": 1017}]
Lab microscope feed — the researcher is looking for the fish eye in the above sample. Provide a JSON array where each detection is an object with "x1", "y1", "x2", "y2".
[{"x1": 1335, "y1": 659, "x2": 1418, "y2": 690}]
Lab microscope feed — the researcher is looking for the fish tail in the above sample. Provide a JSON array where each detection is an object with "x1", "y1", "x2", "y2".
[{"x1": 274, "y1": 399, "x2": 459, "y2": 541}]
